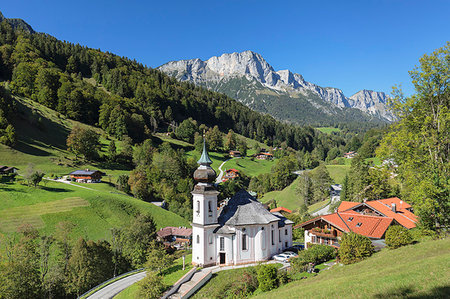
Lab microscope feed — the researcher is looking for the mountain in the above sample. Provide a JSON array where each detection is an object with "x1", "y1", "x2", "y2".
[
  {"x1": 158, "y1": 51, "x2": 395, "y2": 125},
  {"x1": 0, "y1": 11, "x2": 35, "y2": 33}
]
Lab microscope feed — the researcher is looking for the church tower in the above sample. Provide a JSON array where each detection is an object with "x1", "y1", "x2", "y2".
[{"x1": 192, "y1": 140, "x2": 219, "y2": 266}]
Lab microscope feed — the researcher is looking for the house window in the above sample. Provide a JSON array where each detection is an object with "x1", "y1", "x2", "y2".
[
  {"x1": 279, "y1": 230, "x2": 281, "y2": 242},
  {"x1": 261, "y1": 227, "x2": 266, "y2": 250},
  {"x1": 285, "y1": 229, "x2": 288, "y2": 235},
  {"x1": 196, "y1": 235, "x2": 200, "y2": 244},
  {"x1": 220, "y1": 237, "x2": 225, "y2": 251},
  {"x1": 208, "y1": 201, "x2": 212, "y2": 217},
  {"x1": 271, "y1": 230, "x2": 274, "y2": 245},
  {"x1": 312, "y1": 236, "x2": 316, "y2": 243}
]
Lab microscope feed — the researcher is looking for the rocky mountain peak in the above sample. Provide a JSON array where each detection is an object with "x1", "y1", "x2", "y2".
[{"x1": 0, "y1": 11, "x2": 35, "y2": 34}]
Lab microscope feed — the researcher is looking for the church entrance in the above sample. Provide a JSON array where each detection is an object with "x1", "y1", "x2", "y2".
[{"x1": 219, "y1": 252, "x2": 226, "y2": 264}]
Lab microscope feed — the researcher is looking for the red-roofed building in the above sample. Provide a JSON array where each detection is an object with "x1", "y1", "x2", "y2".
[
  {"x1": 255, "y1": 152, "x2": 273, "y2": 160},
  {"x1": 337, "y1": 198, "x2": 417, "y2": 229},
  {"x1": 157, "y1": 226, "x2": 192, "y2": 249},
  {"x1": 270, "y1": 207, "x2": 292, "y2": 215},
  {"x1": 222, "y1": 168, "x2": 240, "y2": 182},
  {"x1": 344, "y1": 151, "x2": 357, "y2": 158}
]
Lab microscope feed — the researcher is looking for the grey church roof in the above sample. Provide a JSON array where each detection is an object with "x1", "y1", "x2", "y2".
[{"x1": 218, "y1": 190, "x2": 281, "y2": 226}]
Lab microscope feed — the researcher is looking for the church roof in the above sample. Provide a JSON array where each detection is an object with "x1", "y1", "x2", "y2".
[
  {"x1": 197, "y1": 140, "x2": 213, "y2": 165},
  {"x1": 218, "y1": 190, "x2": 281, "y2": 226}
]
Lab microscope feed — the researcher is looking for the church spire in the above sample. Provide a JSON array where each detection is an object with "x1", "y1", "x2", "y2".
[{"x1": 197, "y1": 138, "x2": 212, "y2": 166}]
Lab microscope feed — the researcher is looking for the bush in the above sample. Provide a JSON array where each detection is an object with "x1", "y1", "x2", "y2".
[
  {"x1": 291, "y1": 244, "x2": 336, "y2": 273},
  {"x1": 225, "y1": 269, "x2": 259, "y2": 298},
  {"x1": 385, "y1": 226, "x2": 414, "y2": 249},
  {"x1": 338, "y1": 232, "x2": 374, "y2": 264},
  {"x1": 257, "y1": 264, "x2": 279, "y2": 292}
]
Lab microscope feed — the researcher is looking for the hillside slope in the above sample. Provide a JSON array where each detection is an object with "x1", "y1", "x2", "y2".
[{"x1": 256, "y1": 238, "x2": 450, "y2": 298}]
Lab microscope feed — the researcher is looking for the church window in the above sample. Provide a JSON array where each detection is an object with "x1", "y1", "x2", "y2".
[
  {"x1": 196, "y1": 201, "x2": 200, "y2": 214},
  {"x1": 208, "y1": 234, "x2": 213, "y2": 244},
  {"x1": 261, "y1": 227, "x2": 266, "y2": 250},
  {"x1": 220, "y1": 237, "x2": 225, "y2": 251},
  {"x1": 196, "y1": 235, "x2": 200, "y2": 244},
  {"x1": 242, "y1": 229, "x2": 247, "y2": 251},
  {"x1": 285, "y1": 228, "x2": 288, "y2": 235},
  {"x1": 208, "y1": 201, "x2": 212, "y2": 217},
  {"x1": 271, "y1": 230, "x2": 274, "y2": 245},
  {"x1": 279, "y1": 230, "x2": 281, "y2": 242}
]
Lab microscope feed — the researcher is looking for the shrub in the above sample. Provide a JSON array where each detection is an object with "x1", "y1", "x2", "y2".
[
  {"x1": 338, "y1": 232, "x2": 374, "y2": 264},
  {"x1": 291, "y1": 244, "x2": 336, "y2": 273},
  {"x1": 225, "y1": 269, "x2": 259, "y2": 298},
  {"x1": 385, "y1": 226, "x2": 413, "y2": 249},
  {"x1": 257, "y1": 264, "x2": 279, "y2": 292}
]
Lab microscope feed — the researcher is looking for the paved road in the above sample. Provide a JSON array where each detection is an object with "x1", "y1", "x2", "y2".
[
  {"x1": 311, "y1": 195, "x2": 340, "y2": 216},
  {"x1": 215, "y1": 158, "x2": 231, "y2": 184},
  {"x1": 86, "y1": 271, "x2": 146, "y2": 299}
]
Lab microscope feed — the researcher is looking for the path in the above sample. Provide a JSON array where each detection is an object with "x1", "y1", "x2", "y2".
[
  {"x1": 85, "y1": 271, "x2": 146, "y2": 299},
  {"x1": 47, "y1": 178, "x2": 95, "y2": 190},
  {"x1": 311, "y1": 195, "x2": 340, "y2": 216},
  {"x1": 215, "y1": 158, "x2": 231, "y2": 184}
]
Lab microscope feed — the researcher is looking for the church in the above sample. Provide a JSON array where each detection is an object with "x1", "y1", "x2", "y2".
[{"x1": 192, "y1": 142, "x2": 293, "y2": 267}]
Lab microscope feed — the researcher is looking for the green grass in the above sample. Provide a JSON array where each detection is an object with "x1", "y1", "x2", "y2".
[
  {"x1": 315, "y1": 127, "x2": 341, "y2": 134},
  {"x1": 307, "y1": 199, "x2": 329, "y2": 214},
  {"x1": 255, "y1": 238, "x2": 450, "y2": 299},
  {"x1": 0, "y1": 181, "x2": 189, "y2": 240},
  {"x1": 224, "y1": 157, "x2": 276, "y2": 177},
  {"x1": 325, "y1": 165, "x2": 351, "y2": 184},
  {"x1": 262, "y1": 176, "x2": 302, "y2": 211},
  {"x1": 114, "y1": 254, "x2": 193, "y2": 299}
]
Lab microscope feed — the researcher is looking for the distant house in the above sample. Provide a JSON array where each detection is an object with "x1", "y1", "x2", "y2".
[
  {"x1": 295, "y1": 197, "x2": 418, "y2": 249},
  {"x1": 330, "y1": 184, "x2": 342, "y2": 196},
  {"x1": 229, "y1": 150, "x2": 241, "y2": 158},
  {"x1": 69, "y1": 169, "x2": 106, "y2": 183},
  {"x1": 255, "y1": 152, "x2": 273, "y2": 160},
  {"x1": 270, "y1": 207, "x2": 292, "y2": 215},
  {"x1": 157, "y1": 226, "x2": 192, "y2": 249},
  {"x1": 0, "y1": 166, "x2": 18, "y2": 175},
  {"x1": 222, "y1": 168, "x2": 240, "y2": 182},
  {"x1": 343, "y1": 151, "x2": 357, "y2": 159}
]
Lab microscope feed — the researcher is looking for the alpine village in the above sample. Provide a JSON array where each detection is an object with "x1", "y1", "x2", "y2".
[{"x1": 0, "y1": 4, "x2": 449, "y2": 299}]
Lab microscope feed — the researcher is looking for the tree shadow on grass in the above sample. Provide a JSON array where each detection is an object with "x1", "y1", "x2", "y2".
[
  {"x1": 40, "y1": 186, "x2": 73, "y2": 193},
  {"x1": 373, "y1": 285, "x2": 450, "y2": 298},
  {"x1": 162, "y1": 264, "x2": 183, "y2": 276}
]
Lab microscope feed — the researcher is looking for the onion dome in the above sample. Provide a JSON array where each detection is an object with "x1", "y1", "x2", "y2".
[{"x1": 193, "y1": 139, "x2": 216, "y2": 183}]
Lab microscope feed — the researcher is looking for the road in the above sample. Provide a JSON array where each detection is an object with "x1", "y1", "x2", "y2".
[
  {"x1": 215, "y1": 158, "x2": 231, "y2": 184},
  {"x1": 86, "y1": 271, "x2": 146, "y2": 299},
  {"x1": 311, "y1": 195, "x2": 340, "y2": 216}
]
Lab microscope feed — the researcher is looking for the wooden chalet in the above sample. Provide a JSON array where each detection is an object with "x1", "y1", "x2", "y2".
[
  {"x1": 157, "y1": 226, "x2": 192, "y2": 249},
  {"x1": 295, "y1": 197, "x2": 418, "y2": 249},
  {"x1": 343, "y1": 151, "x2": 357, "y2": 159},
  {"x1": 0, "y1": 166, "x2": 18, "y2": 175},
  {"x1": 222, "y1": 168, "x2": 240, "y2": 182},
  {"x1": 69, "y1": 169, "x2": 106, "y2": 183},
  {"x1": 255, "y1": 152, "x2": 273, "y2": 160},
  {"x1": 229, "y1": 150, "x2": 241, "y2": 157}
]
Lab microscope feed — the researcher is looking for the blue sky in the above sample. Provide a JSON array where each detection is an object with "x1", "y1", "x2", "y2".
[{"x1": 2, "y1": 1, "x2": 449, "y2": 96}]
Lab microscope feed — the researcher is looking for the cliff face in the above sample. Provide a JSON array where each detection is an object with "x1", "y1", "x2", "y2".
[
  {"x1": 0, "y1": 11, "x2": 35, "y2": 34},
  {"x1": 159, "y1": 51, "x2": 394, "y2": 124}
]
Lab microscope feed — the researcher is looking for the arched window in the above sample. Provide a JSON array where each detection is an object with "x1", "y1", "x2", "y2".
[
  {"x1": 196, "y1": 235, "x2": 200, "y2": 244},
  {"x1": 279, "y1": 230, "x2": 281, "y2": 242},
  {"x1": 271, "y1": 229, "x2": 274, "y2": 245},
  {"x1": 242, "y1": 228, "x2": 247, "y2": 251},
  {"x1": 196, "y1": 201, "x2": 200, "y2": 214},
  {"x1": 261, "y1": 227, "x2": 266, "y2": 250},
  {"x1": 208, "y1": 201, "x2": 212, "y2": 216},
  {"x1": 208, "y1": 234, "x2": 213, "y2": 244}
]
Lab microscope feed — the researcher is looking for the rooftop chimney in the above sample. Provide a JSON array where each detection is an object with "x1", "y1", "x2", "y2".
[{"x1": 391, "y1": 203, "x2": 397, "y2": 213}]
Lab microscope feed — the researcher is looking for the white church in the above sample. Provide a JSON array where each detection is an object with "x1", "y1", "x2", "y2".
[{"x1": 192, "y1": 142, "x2": 293, "y2": 267}]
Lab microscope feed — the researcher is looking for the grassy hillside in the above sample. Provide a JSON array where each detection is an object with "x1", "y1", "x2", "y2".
[
  {"x1": 0, "y1": 180, "x2": 188, "y2": 240},
  {"x1": 316, "y1": 127, "x2": 341, "y2": 134},
  {"x1": 255, "y1": 238, "x2": 450, "y2": 299}
]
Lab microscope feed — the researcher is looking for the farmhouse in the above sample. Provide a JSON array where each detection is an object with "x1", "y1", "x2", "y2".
[
  {"x1": 0, "y1": 166, "x2": 18, "y2": 175},
  {"x1": 222, "y1": 168, "x2": 240, "y2": 182},
  {"x1": 68, "y1": 169, "x2": 106, "y2": 183},
  {"x1": 229, "y1": 150, "x2": 241, "y2": 157},
  {"x1": 157, "y1": 226, "x2": 192, "y2": 248},
  {"x1": 255, "y1": 152, "x2": 273, "y2": 160},
  {"x1": 343, "y1": 151, "x2": 357, "y2": 158},
  {"x1": 192, "y1": 142, "x2": 293, "y2": 267},
  {"x1": 296, "y1": 197, "x2": 418, "y2": 249}
]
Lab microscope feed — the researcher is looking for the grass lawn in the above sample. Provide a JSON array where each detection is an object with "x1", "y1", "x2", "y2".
[
  {"x1": 325, "y1": 165, "x2": 350, "y2": 184},
  {"x1": 224, "y1": 157, "x2": 276, "y2": 177},
  {"x1": 315, "y1": 127, "x2": 341, "y2": 134},
  {"x1": 255, "y1": 238, "x2": 450, "y2": 299},
  {"x1": 0, "y1": 180, "x2": 189, "y2": 240},
  {"x1": 261, "y1": 176, "x2": 302, "y2": 211},
  {"x1": 115, "y1": 254, "x2": 193, "y2": 299},
  {"x1": 307, "y1": 199, "x2": 329, "y2": 214}
]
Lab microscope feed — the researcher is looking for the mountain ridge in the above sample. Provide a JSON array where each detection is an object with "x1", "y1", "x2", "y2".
[{"x1": 159, "y1": 50, "x2": 394, "y2": 124}]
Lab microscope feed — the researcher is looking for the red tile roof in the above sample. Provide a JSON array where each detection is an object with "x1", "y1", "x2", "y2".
[
  {"x1": 270, "y1": 207, "x2": 292, "y2": 214},
  {"x1": 338, "y1": 198, "x2": 417, "y2": 229},
  {"x1": 157, "y1": 226, "x2": 192, "y2": 238},
  {"x1": 226, "y1": 169, "x2": 240, "y2": 173},
  {"x1": 295, "y1": 212, "x2": 393, "y2": 239}
]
